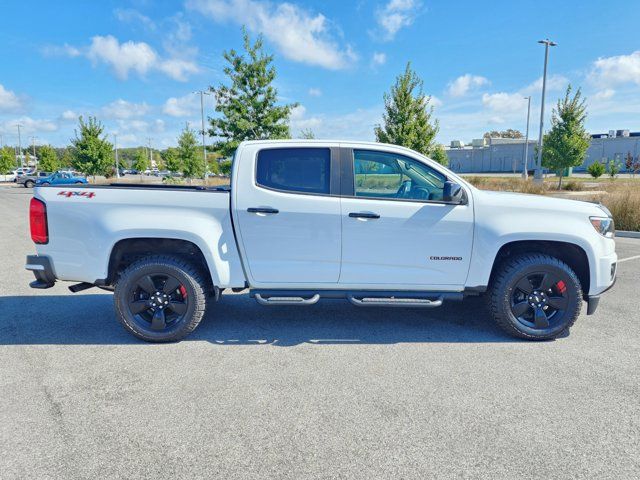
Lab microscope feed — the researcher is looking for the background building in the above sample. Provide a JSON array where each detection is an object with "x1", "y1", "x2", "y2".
[{"x1": 447, "y1": 129, "x2": 640, "y2": 173}]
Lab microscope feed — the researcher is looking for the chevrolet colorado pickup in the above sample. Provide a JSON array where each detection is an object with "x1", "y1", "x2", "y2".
[{"x1": 26, "y1": 140, "x2": 617, "y2": 342}]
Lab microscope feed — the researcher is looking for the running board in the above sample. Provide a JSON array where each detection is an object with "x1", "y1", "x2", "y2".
[
  {"x1": 254, "y1": 293, "x2": 320, "y2": 306},
  {"x1": 348, "y1": 294, "x2": 443, "y2": 308}
]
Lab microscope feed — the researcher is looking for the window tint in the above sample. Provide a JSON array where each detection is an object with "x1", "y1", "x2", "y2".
[
  {"x1": 257, "y1": 148, "x2": 331, "y2": 195},
  {"x1": 353, "y1": 150, "x2": 446, "y2": 201}
]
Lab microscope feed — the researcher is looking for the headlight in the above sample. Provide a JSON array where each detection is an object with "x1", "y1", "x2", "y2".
[{"x1": 590, "y1": 216, "x2": 615, "y2": 238}]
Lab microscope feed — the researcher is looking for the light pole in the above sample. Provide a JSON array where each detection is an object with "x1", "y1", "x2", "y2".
[
  {"x1": 114, "y1": 134, "x2": 120, "y2": 179},
  {"x1": 523, "y1": 96, "x2": 531, "y2": 179},
  {"x1": 16, "y1": 124, "x2": 24, "y2": 167},
  {"x1": 194, "y1": 90, "x2": 211, "y2": 183},
  {"x1": 534, "y1": 38, "x2": 557, "y2": 182},
  {"x1": 31, "y1": 136, "x2": 37, "y2": 168}
]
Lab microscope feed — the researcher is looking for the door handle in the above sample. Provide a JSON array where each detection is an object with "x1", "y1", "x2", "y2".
[
  {"x1": 349, "y1": 212, "x2": 380, "y2": 219},
  {"x1": 247, "y1": 207, "x2": 279, "y2": 214}
]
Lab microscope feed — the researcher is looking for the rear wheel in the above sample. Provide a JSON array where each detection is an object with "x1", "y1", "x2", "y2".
[
  {"x1": 489, "y1": 254, "x2": 582, "y2": 340},
  {"x1": 24, "y1": 180, "x2": 34, "y2": 188},
  {"x1": 114, "y1": 255, "x2": 207, "y2": 342}
]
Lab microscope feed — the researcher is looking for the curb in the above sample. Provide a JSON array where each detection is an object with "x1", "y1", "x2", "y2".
[{"x1": 616, "y1": 230, "x2": 640, "y2": 238}]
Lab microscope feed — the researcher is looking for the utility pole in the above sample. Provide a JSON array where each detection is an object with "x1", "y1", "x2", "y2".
[
  {"x1": 16, "y1": 124, "x2": 23, "y2": 167},
  {"x1": 114, "y1": 134, "x2": 120, "y2": 179},
  {"x1": 31, "y1": 136, "x2": 37, "y2": 169},
  {"x1": 534, "y1": 38, "x2": 557, "y2": 182},
  {"x1": 194, "y1": 90, "x2": 211, "y2": 184},
  {"x1": 147, "y1": 137, "x2": 153, "y2": 168},
  {"x1": 523, "y1": 96, "x2": 531, "y2": 179}
]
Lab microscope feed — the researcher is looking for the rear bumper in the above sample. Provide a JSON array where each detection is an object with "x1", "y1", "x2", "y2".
[{"x1": 25, "y1": 255, "x2": 56, "y2": 289}]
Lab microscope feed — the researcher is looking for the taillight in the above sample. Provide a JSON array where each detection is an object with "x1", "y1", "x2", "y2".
[{"x1": 30, "y1": 197, "x2": 48, "y2": 244}]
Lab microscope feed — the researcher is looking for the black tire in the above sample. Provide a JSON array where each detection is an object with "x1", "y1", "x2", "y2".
[
  {"x1": 24, "y1": 180, "x2": 34, "y2": 188},
  {"x1": 114, "y1": 255, "x2": 208, "y2": 342},
  {"x1": 489, "y1": 253, "x2": 582, "y2": 340}
]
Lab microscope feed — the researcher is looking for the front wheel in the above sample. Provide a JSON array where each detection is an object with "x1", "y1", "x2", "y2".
[
  {"x1": 24, "y1": 180, "x2": 34, "y2": 188},
  {"x1": 489, "y1": 253, "x2": 582, "y2": 340},
  {"x1": 114, "y1": 255, "x2": 208, "y2": 342}
]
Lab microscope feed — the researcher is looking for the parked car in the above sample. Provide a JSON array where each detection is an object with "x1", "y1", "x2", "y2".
[
  {"x1": 1, "y1": 171, "x2": 17, "y2": 182},
  {"x1": 13, "y1": 167, "x2": 35, "y2": 182},
  {"x1": 26, "y1": 140, "x2": 617, "y2": 343},
  {"x1": 18, "y1": 171, "x2": 52, "y2": 188},
  {"x1": 36, "y1": 171, "x2": 88, "y2": 186}
]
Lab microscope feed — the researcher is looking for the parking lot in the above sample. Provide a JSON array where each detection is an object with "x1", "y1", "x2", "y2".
[{"x1": 1, "y1": 184, "x2": 639, "y2": 479}]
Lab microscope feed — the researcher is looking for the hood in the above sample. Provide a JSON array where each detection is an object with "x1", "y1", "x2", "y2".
[{"x1": 474, "y1": 189, "x2": 609, "y2": 217}]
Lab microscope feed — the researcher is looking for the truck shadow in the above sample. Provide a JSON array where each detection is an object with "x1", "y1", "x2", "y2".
[{"x1": 0, "y1": 292, "x2": 527, "y2": 346}]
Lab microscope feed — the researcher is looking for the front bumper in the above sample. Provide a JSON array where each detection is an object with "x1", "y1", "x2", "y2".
[
  {"x1": 585, "y1": 260, "x2": 617, "y2": 315},
  {"x1": 25, "y1": 255, "x2": 56, "y2": 289}
]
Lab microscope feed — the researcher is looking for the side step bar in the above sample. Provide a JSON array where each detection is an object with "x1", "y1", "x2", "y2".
[
  {"x1": 255, "y1": 293, "x2": 321, "y2": 306},
  {"x1": 250, "y1": 290, "x2": 461, "y2": 307},
  {"x1": 347, "y1": 294, "x2": 443, "y2": 308}
]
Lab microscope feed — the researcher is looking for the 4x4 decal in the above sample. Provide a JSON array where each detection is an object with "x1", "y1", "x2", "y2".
[{"x1": 57, "y1": 190, "x2": 95, "y2": 199}]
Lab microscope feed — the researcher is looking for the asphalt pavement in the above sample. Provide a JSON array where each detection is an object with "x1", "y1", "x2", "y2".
[{"x1": 1, "y1": 185, "x2": 639, "y2": 479}]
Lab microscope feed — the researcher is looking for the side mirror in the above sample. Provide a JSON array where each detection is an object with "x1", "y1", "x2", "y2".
[{"x1": 443, "y1": 180, "x2": 464, "y2": 203}]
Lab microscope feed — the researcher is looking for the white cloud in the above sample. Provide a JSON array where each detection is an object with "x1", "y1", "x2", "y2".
[
  {"x1": 376, "y1": 0, "x2": 420, "y2": 41},
  {"x1": 482, "y1": 92, "x2": 527, "y2": 113},
  {"x1": 53, "y1": 35, "x2": 200, "y2": 81},
  {"x1": 429, "y1": 95, "x2": 443, "y2": 108},
  {"x1": 114, "y1": 8, "x2": 156, "y2": 30},
  {"x1": 163, "y1": 94, "x2": 199, "y2": 117},
  {"x1": 520, "y1": 74, "x2": 569, "y2": 94},
  {"x1": 102, "y1": 99, "x2": 150, "y2": 119},
  {"x1": 593, "y1": 89, "x2": 615, "y2": 101},
  {"x1": 371, "y1": 52, "x2": 387, "y2": 66},
  {"x1": 589, "y1": 50, "x2": 640, "y2": 87},
  {"x1": 0, "y1": 84, "x2": 24, "y2": 112},
  {"x1": 0, "y1": 116, "x2": 59, "y2": 135},
  {"x1": 287, "y1": 104, "x2": 382, "y2": 140},
  {"x1": 60, "y1": 110, "x2": 79, "y2": 121},
  {"x1": 447, "y1": 74, "x2": 490, "y2": 97},
  {"x1": 41, "y1": 43, "x2": 82, "y2": 57},
  {"x1": 308, "y1": 88, "x2": 322, "y2": 97},
  {"x1": 187, "y1": 0, "x2": 356, "y2": 70}
]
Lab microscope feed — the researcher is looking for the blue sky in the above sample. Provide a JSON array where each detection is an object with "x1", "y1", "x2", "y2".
[{"x1": 1, "y1": 0, "x2": 640, "y2": 149}]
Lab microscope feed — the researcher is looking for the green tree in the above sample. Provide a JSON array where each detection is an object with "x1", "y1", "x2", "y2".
[
  {"x1": 587, "y1": 161, "x2": 605, "y2": 178},
  {"x1": 299, "y1": 128, "x2": 315, "y2": 139},
  {"x1": 209, "y1": 29, "x2": 296, "y2": 157},
  {"x1": 60, "y1": 148, "x2": 74, "y2": 168},
  {"x1": 541, "y1": 85, "x2": 590, "y2": 189},
  {"x1": 483, "y1": 129, "x2": 523, "y2": 139},
  {"x1": 374, "y1": 62, "x2": 439, "y2": 157},
  {"x1": 430, "y1": 144, "x2": 448, "y2": 166},
  {"x1": 177, "y1": 126, "x2": 202, "y2": 181},
  {"x1": 0, "y1": 147, "x2": 14, "y2": 173},
  {"x1": 37, "y1": 145, "x2": 59, "y2": 172},
  {"x1": 132, "y1": 148, "x2": 149, "y2": 179},
  {"x1": 607, "y1": 159, "x2": 621, "y2": 179},
  {"x1": 71, "y1": 116, "x2": 113, "y2": 181},
  {"x1": 161, "y1": 147, "x2": 182, "y2": 173},
  {"x1": 219, "y1": 160, "x2": 233, "y2": 176}
]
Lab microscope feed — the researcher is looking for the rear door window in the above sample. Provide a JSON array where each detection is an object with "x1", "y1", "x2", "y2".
[{"x1": 256, "y1": 148, "x2": 331, "y2": 195}]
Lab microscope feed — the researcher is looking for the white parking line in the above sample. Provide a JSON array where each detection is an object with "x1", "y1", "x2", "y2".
[{"x1": 618, "y1": 254, "x2": 640, "y2": 263}]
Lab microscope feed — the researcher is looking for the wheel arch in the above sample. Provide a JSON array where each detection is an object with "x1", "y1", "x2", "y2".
[
  {"x1": 105, "y1": 237, "x2": 215, "y2": 289},
  {"x1": 487, "y1": 240, "x2": 590, "y2": 296}
]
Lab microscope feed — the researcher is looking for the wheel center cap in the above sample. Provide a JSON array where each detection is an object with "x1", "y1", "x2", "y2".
[{"x1": 528, "y1": 290, "x2": 547, "y2": 307}]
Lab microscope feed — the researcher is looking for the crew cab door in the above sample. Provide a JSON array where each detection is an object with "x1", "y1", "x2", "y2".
[
  {"x1": 233, "y1": 145, "x2": 342, "y2": 285},
  {"x1": 338, "y1": 147, "x2": 474, "y2": 288}
]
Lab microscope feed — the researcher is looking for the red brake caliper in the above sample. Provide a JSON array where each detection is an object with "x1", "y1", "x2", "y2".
[
  {"x1": 179, "y1": 285, "x2": 188, "y2": 299},
  {"x1": 556, "y1": 280, "x2": 566, "y2": 294}
]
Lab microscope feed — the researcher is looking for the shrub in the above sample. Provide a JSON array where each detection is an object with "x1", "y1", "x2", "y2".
[
  {"x1": 607, "y1": 160, "x2": 621, "y2": 179},
  {"x1": 562, "y1": 181, "x2": 584, "y2": 191},
  {"x1": 603, "y1": 188, "x2": 640, "y2": 232},
  {"x1": 587, "y1": 161, "x2": 605, "y2": 178}
]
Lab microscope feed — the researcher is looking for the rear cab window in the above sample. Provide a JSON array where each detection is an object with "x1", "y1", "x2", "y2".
[{"x1": 256, "y1": 148, "x2": 331, "y2": 195}]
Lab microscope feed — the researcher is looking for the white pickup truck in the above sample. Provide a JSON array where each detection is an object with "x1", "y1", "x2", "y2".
[{"x1": 26, "y1": 140, "x2": 617, "y2": 342}]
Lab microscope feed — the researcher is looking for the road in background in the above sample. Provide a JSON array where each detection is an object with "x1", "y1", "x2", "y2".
[{"x1": 1, "y1": 185, "x2": 639, "y2": 479}]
